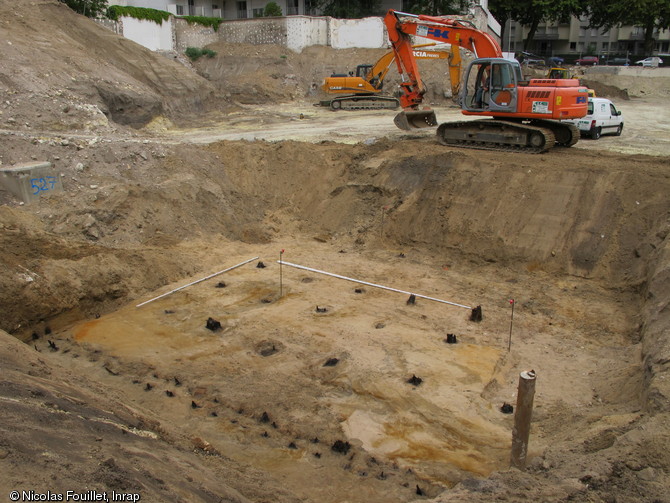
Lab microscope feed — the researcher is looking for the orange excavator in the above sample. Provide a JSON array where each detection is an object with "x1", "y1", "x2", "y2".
[
  {"x1": 319, "y1": 43, "x2": 461, "y2": 111},
  {"x1": 384, "y1": 10, "x2": 589, "y2": 152}
]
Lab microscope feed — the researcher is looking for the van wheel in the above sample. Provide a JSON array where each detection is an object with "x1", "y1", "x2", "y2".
[
  {"x1": 591, "y1": 126, "x2": 602, "y2": 140},
  {"x1": 614, "y1": 124, "x2": 623, "y2": 136}
]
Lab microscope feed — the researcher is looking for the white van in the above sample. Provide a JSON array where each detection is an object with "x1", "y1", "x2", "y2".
[{"x1": 563, "y1": 97, "x2": 624, "y2": 139}]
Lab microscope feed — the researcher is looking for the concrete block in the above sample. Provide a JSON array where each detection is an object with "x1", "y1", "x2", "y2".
[{"x1": 0, "y1": 162, "x2": 63, "y2": 204}]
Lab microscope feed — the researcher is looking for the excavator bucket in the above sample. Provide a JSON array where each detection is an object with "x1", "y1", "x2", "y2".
[{"x1": 393, "y1": 110, "x2": 438, "y2": 130}]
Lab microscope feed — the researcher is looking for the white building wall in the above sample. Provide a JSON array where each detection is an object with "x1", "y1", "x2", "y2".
[
  {"x1": 122, "y1": 16, "x2": 174, "y2": 51},
  {"x1": 329, "y1": 17, "x2": 386, "y2": 49}
]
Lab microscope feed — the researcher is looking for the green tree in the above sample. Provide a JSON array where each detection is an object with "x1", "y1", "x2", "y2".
[
  {"x1": 489, "y1": 0, "x2": 582, "y2": 51},
  {"x1": 582, "y1": 0, "x2": 670, "y2": 55},
  {"x1": 402, "y1": 0, "x2": 471, "y2": 16},
  {"x1": 315, "y1": 0, "x2": 382, "y2": 18},
  {"x1": 264, "y1": 2, "x2": 283, "y2": 17},
  {"x1": 59, "y1": 0, "x2": 108, "y2": 18}
]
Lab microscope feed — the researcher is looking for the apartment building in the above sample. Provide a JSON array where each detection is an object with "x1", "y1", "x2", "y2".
[{"x1": 503, "y1": 16, "x2": 670, "y2": 60}]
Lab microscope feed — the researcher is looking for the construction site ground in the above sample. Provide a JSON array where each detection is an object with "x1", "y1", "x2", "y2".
[{"x1": 1, "y1": 2, "x2": 669, "y2": 503}]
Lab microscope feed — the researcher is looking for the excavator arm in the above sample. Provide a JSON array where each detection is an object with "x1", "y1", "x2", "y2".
[{"x1": 384, "y1": 10, "x2": 501, "y2": 109}]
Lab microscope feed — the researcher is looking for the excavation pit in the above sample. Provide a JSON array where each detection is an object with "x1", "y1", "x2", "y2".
[{"x1": 4, "y1": 128, "x2": 669, "y2": 502}]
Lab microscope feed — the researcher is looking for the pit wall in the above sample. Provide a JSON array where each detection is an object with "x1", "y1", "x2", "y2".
[{"x1": 641, "y1": 229, "x2": 670, "y2": 413}]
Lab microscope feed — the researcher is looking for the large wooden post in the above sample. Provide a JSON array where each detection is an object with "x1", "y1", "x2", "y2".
[{"x1": 510, "y1": 369, "x2": 537, "y2": 469}]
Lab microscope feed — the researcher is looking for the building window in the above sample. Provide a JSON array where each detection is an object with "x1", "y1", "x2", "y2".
[
  {"x1": 252, "y1": 7, "x2": 263, "y2": 17},
  {"x1": 237, "y1": 1, "x2": 247, "y2": 18},
  {"x1": 601, "y1": 42, "x2": 609, "y2": 51},
  {"x1": 176, "y1": 4, "x2": 184, "y2": 15},
  {"x1": 305, "y1": 0, "x2": 317, "y2": 15},
  {"x1": 570, "y1": 42, "x2": 576, "y2": 50},
  {"x1": 286, "y1": 0, "x2": 298, "y2": 15}
]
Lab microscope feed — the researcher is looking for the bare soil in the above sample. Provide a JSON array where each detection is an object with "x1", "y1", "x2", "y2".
[{"x1": 1, "y1": 2, "x2": 670, "y2": 503}]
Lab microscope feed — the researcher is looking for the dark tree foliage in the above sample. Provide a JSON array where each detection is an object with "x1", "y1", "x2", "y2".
[
  {"x1": 402, "y1": 0, "x2": 471, "y2": 16},
  {"x1": 315, "y1": 0, "x2": 383, "y2": 18},
  {"x1": 489, "y1": 0, "x2": 582, "y2": 51},
  {"x1": 59, "y1": 0, "x2": 108, "y2": 18},
  {"x1": 582, "y1": 0, "x2": 670, "y2": 54},
  {"x1": 264, "y1": 1, "x2": 283, "y2": 17}
]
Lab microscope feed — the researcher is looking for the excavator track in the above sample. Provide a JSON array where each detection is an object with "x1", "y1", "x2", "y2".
[
  {"x1": 436, "y1": 119, "x2": 556, "y2": 153},
  {"x1": 531, "y1": 119, "x2": 580, "y2": 147},
  {"x1": 328, "y1": 95, "x2": 400, "y2": 111}
]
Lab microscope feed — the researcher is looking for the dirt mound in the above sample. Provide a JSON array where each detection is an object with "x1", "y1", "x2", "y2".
[
  {"x1": 581, "y1": 79, "x2": 631, "y2": 100},
  {"x1": 0, "y1": 0, "x2": 218, "y2": 129}
]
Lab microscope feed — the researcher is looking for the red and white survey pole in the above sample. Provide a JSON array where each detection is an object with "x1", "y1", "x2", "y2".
[{"x1": 508, "y1": 299, "x2": 515, "y2": 351}]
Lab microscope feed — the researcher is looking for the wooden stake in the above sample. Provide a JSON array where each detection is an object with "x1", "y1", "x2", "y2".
[{"x1": 510, "y1": 369, "x2": 536, "y2": 469}]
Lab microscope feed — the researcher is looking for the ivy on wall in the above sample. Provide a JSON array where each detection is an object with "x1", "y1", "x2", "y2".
[
  {"x1": 181, "y1": 16, "x2": 223, "y2": 31},
  {"x1": 106, "y1": 5, "x2": 223, "y2": 31},
  {"x1": 106, "y1": 6, "x2": 171, "y2": 24}
]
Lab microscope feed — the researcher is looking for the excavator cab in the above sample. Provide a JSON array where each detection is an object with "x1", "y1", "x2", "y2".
[
  {"x1": 356, "y1": 64, "x2": 384, "y2": 90},
  {"x1": 356, "y1": 64, "x2": 372, "y2": 78},
  {"x1": 462, "y1": 58, "x2": 522, "y2": 114}
]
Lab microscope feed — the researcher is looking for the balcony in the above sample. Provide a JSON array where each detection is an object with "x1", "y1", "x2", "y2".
[{"x1": 534, "y1": 27, "x2": 560, "y2": 40}]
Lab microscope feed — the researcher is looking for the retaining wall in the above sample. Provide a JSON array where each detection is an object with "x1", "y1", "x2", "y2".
[
  {"x1": 123, "y1": 16, "x2": 174, "y2": 51},
  {"x1": 286, "y1": 16, "x2": 329, "y2": 52},
  {"x1": 106, "y1": 13, "x2": 498, "y2": 54},
  {"x1": 328, "y1": 17, "x2": 385, "y2": 49},
  {"x1": 173, "y1": 18, "x2": 220, "y2": 51},
  {"x1": 111, "y1": 15, "x2": 332, "y2": 53}
]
